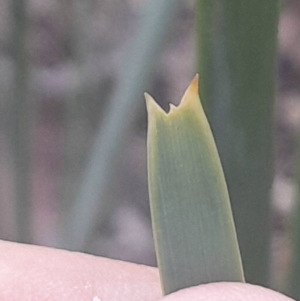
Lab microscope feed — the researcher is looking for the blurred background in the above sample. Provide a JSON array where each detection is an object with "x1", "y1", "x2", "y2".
[{"x1": 0, "y1": 0, "x2": 299, "y2": 293}]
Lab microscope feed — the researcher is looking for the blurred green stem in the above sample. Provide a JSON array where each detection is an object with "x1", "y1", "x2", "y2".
[
  {"x1": 61, "y1": 0, "x2": 93, "y2": 216},
  {"x1": 286, "y1": 132, "x2": 300, "y2": 299},
  {"x1": 196, "y1": 0, "x2": 280, "y2": 285},
  {"x1": 10, "y1": 0, "x2": 31, "y2": 243},
  {"x1": 60, "y1": 0, "x2": 181, "y2": 251}
]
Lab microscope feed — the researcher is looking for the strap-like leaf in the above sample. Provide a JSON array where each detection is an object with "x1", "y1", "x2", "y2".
[{"x1": 146, "y1": 75, "x2": 244, "y2": 295}]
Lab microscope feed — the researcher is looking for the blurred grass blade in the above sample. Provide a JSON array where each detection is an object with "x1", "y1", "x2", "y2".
[
  {"x1": 287, "y1": 201, "x2": 300, "y2": 300},
  {"x1": 146, "y1": 76, "x2": 244, "y2": 295},
  {"x1": 196, "y1": 0, "x2": 280, "y2": 285},
  {"x1": 10, "y1": 0, "x2": 32, "y2": 243},
  {"x1": 286, "y1": 135, "x2": 300, "y2": 299},
  {"x1": 59, "y1": 0, "x2": 181, "y2": 251},
  {"x1": 61, "y1": 0, "x2": 94, "y2": 216}
]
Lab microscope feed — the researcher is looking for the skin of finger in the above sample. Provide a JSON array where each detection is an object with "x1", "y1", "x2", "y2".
[
  {"x1": 0, "y1": 240, "x2": 162, "y2": 301},
  {"x1": 159, "y1": 282, "x2": 295, "y2": 301}
]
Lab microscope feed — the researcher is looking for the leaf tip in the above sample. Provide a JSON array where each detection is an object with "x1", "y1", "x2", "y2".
[
  {"x1": 189, "y1": 74, "x2": 200, "y2": 96},
  {"x1": 182, "y1": 74, "x2": 199, "y2": 100},
  {"x1": 145, "y1": 74, "x2": 201, "y2": 121},
  {"x1": 144, "y1": 92, "x2": 167, "y2": 118},
  {"x1": 177, "y1": 74, "x2": 202, "y2": 114}
]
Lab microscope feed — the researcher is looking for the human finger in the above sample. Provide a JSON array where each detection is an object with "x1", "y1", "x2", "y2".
[
  {"x1": 159, "y1": 282, "x2": 294, "y2": 301},
  {"x1": 0, "y1": 240, "x2": 161, "y2": 301}
]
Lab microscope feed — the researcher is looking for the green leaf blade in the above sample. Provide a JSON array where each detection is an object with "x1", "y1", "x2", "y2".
[
  {"x1": 146, "y1": 76, "x2": 244, "y2": 295},
  {"x1": 196, "y1": 0, "x2": 280, "y2": 285}
]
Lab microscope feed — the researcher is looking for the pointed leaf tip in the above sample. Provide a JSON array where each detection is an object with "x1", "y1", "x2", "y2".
[
  {"x1": 179, "y1": 74, "x2": 201, "y2": 112},
  {"x1": 189, "y1": 74, "x2": 199, "y2": 95},
  {"x1": 144, "y1": 92, "x2": 167, "y2": 118},
  {"x1": 169, "y1": 103, "x2": 178, "y2": 114}
]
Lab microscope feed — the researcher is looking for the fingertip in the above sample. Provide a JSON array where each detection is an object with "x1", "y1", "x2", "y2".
[
  {"x1": 159, "y1": 282, "x2": 295, "y2": 301},
  {"x1": 0, "y1": 241, "x2": 161, "y2": 301}
]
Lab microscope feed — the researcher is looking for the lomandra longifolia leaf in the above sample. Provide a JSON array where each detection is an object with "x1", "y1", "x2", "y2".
[{"x1": 146, "y1": 75, "x2": 244, "y2": 295}]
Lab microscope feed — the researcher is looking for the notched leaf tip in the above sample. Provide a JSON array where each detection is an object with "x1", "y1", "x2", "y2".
[
  {"x1": 145, "y1": 74, "x2": 200, "y2": 119},
  {"x1": 144, "y1": 92, "x2": 167, "y2": 118},
  {"x1": 169, "y1": 103, "x2": 178, "y2": 114}
]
